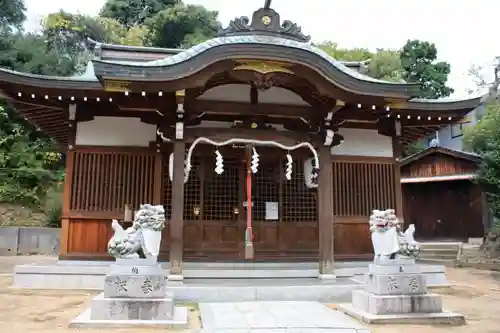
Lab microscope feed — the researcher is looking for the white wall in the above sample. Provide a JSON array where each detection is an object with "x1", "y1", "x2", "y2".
[
  {"x1": 331, "y1": 128, "x2": 393, "y2": 157},
  {"x1": 76, "y1": 116, "x2": 156, "y2": 147},
  {"x1": 198, "y1": 84, "x2": 309, "y2": 106}
]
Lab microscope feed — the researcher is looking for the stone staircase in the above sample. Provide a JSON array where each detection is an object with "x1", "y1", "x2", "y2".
[
  {"x1": 456, "y1": 244, "x2": 483, "y2": 265},
  {"x1": 418, "y1": 242, "x2": 463, "y2": 264}
]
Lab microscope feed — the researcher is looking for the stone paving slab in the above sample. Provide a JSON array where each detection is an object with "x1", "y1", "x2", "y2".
[
  {"x1": 201, "y1": 328, "x2": 369, "y2": 333},
  {"x1": 199, "y1": 301, "x2": 370, "y2": 332}
]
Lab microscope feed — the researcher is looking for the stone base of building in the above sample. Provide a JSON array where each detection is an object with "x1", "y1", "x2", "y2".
[
  {"x1": 70, "y1": 306, "x2": 189, "y2": 329},
  {"x1": 70, "y1": 259, "x2": 188, "y2": 328},
  {"x1": 339, "y1": 258, "x2": 465, "y2": 325},
  {"x1": 12, "y1": 260, "x2": 450, "y2": 290},
  {"x1": 338, "y1": 303, "x2": 466, "y2": 325},
  {"x1": 351, "y1": 290, "x2": 442, "y2": 314}
]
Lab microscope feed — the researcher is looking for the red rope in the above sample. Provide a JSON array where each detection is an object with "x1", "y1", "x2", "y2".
[{"x1": 246, "y1": 162, "x2": 253, "y2": 241}]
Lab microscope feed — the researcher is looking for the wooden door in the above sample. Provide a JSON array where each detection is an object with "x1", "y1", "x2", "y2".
[
  {"x1": 403, "y1": 181, "x2": 479, "y2": 241},
  {"x1": 251, "y1": 157, "x2": 319, "y2": 261},
  {"x1": 161, "y1": 146, "x2": 319, "y2": 262},
  {"x1": 182, "y1": 154, "x2": 245, "y2": 260}
]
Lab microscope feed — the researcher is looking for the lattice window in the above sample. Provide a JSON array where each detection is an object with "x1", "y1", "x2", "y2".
[
  {"x1": 252, "y1": 161, "x2": 280, "y2": 221},
  {"x1": 162, "y1": 153, "x2": 172, "y2": 220},
  {"x1": 70, "y1": 150, "x2": 155, "y2": 212},
  {"x1": 332, "y1": 160, "x2": 396, "y2": 216},
  {"x1": 202, "y1": 157, "x2": 240, "y2": 221},
  {"x1": 282, "y1": 158, "x2": 318, "y2": 222},
  {"x1": 184, "y1": 157, "x2": 201, "y2": 220}
]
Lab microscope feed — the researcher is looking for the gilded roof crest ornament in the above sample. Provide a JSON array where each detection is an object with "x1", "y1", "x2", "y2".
[{"x1": 218, "y1": 0, "x2": 311, "y2": 42}]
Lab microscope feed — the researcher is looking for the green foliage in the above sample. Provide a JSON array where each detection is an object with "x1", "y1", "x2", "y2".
[
  {"x1": 316, "y1": 42, "x2": 405, "y2": 83},
  {"x1": 0, "y1": 0, "x2": 26, "y2": 29},
  {"x1": 0, "y1": 103, "x2": 63, "y2": 206},
  {"x1": 400, "y1": 40, "x2": 454, "y2": 99},
  {"x1": 43, "y1": 184, "x2": 63, "y2": 228},
  {"x1": 403, "y1": 140, "x2": 426, "y2": 158},
  {"x1": 100, "y1": 0, "x2": 220, "y2": 48},
  {"x1": 100, "y1": 0, "x2": 179, "y2": 27},
  {"x1": 316, "y1": 42, "x2": 372, "y2": 61},
  {"x1": 367, "y1": 49, "x2": 404, "y2": 82},
  {"x1": 463, "y1": 102, "x2": 500, "y2": 222},
  {"x1": 143, "y1": 3, "x2": 220, "y2": 48}
]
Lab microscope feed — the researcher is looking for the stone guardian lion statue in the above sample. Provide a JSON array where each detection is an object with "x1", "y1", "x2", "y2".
[
  {"x1": 107, "y1": 204, "x2": 166, "y2": 260},
  {"x1": 369, "y1": 209, "x2": 420, "y2": 263}
]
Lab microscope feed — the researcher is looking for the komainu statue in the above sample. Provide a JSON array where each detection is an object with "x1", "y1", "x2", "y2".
[
  {"x1": 107, "y1": 204, "x2": 166, "y2": 260},
  {"x1": 369, "y1": 209, "x2": 420, "y2": 263}
]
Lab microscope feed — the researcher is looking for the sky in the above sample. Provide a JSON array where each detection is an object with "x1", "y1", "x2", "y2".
[{"x1": 24, "y1": 0, "x2": 500, "y2": 98}]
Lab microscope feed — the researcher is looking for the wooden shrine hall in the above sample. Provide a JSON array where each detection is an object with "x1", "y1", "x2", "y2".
[{"x1": 0, "y1": 3, "x2": 482, "y2": 278}]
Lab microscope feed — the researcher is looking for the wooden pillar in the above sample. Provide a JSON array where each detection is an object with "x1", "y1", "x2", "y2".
[
  {"x1": 318, "y1": 145, "x2": 335, "y2": 277},
  {"x1": 392, "y1": 136, "x2": 404, "y2": 221},
  {"x1": 60, "y1": 104, "x2": 77, "y2": 257},
  {"x1": 153, "y1": 140, "x2": 163, "y2": 205},
  {"x1": 168, "y1": 140, "x2": 185, "y2": 279}
]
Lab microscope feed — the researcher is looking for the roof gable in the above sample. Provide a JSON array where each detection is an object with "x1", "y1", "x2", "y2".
[{"x1": 400, "y1": 146, "x2": 480, "y2": 167}]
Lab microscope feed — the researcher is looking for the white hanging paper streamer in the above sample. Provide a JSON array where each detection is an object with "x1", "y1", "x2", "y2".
[
  {"x1": 251, "y1": 147, "x2": 259, "y2": 174},
  {"x1": 184, "y1": 138, "x2": 319, "y2": 183},
  {"x1": 215, "y1": 150, "x2": 224, "y2": 175},
  {"x1": 285, "y1": 153, "x2": 293, "y2": 180}
]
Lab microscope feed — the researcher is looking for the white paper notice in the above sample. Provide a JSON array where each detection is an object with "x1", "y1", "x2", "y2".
[{"x1": 265, "y1": 202, "x2": 279, "y2": 220}]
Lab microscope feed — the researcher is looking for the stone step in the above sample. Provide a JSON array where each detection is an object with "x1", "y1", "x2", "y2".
[
  {"x1": 183, "y1": 268, "x2": 318, "y2": 279},
  {"x1": 419, "y1": 252, "x2": 458, "y2": 259},
  {"x1": 169, "y1": 278, "x2": 362, "y2": 303}
]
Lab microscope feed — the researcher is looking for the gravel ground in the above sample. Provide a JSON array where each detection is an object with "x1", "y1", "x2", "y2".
[{"x1": 1, "y1": 255, "x2": 500, "y2": 333}]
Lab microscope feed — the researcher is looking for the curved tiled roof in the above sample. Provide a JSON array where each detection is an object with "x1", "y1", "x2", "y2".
[{"x1": 91, "y1": 35, "x2": 421, "y2": 98}]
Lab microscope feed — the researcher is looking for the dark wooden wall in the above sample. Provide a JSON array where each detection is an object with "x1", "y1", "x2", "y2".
[
  {"x1": 401, "y1": 152, "x2": 476, "y2": 178},
  {"x1": 403, "y1": 181, "x2": 483, "y2": 240},
  {"x1": 61, "y1": 146, "x2": 397, "y2": 261}
]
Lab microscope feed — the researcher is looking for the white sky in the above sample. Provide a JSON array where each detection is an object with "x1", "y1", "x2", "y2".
[{"x1": 24, "y1": 0, "x2": 500, "y2": 98}]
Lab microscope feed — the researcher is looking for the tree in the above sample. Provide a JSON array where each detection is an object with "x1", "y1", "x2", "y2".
[
  {"x1": 316, "y1": 42, "x2": 372, "y2": 62},
  {"x1": 316, "y1": 42, "x2": 404, "y2": 83},
  {"x1": 367, "y1": 49, "x2": 404, "y2": 82},
  {"x1": 0, "y1": 0, "x2": 26, "y2": 29},
  {"x1": 400, "y1": 40, "x2": 454, "y2": 99},
  {"x1": 144, "y1": 3, "x2": 220, "y2": 48},
  {"x1": 463, "y1": 57, "x2": 500, "y2": 242},
  {"x1": 100, "y1": 0, "x2": 179, "y2": 28}
]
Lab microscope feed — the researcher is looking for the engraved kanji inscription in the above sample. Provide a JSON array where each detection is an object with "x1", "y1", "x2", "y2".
[
  {"x1": 140, "y1": 278, "x2": 153, "y2": 294},
  {"x1": 114, "y1": 277, "x2": 128, "y2": 292},
  {"x1": 132, "y1": 266, "x2": 139, "y2": 274},
  {"x1": 408, "y1": 276, "x2": 420, "y2": 292},
  {"x1": 388, "y1": 276, "x2": 399, "y2": 290}
]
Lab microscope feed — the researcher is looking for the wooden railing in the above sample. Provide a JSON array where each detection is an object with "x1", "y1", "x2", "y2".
[{"x1": 69, "y1": 147, "x2": 156, "y2": 213}]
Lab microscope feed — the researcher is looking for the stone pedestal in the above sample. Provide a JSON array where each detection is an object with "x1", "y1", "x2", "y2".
[
  {"x1": 339, "y1": 259, "x2": 465, "y2": 325},
  {"x1": 70, "y1": 259, "x2": 188, "y2": 328}
]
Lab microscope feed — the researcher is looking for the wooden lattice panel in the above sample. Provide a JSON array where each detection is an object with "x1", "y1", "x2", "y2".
[
  {"x1": 332, "y1": 160, "x2": 396, "y2": 216},
  {"x1": 203, "y1": 157, "x2": 240, "y2": 221},
  {"x1": 282, "y1": 159, "x2": 317, "y2": 222},
  {"x1": 70, "y1": 149, "x2": 155, "y2": 212}
]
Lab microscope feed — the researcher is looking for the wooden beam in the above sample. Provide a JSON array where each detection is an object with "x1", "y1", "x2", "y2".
[
  {"x1": 185, "y1": 127, "x2": 316, "y2": 145},
  {"x1": 188, "y1": 99, "x2": 315, "y2": 118}
]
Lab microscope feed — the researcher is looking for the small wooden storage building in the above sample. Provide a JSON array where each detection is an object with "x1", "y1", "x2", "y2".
[{"x1": 401, "y1": 146, "x2": 486, "y2": 240}]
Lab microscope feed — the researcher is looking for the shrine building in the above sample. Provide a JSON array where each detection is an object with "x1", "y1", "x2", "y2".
[{"x1": 0, "y1": 4, "x2": 482, "y2": 278}]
